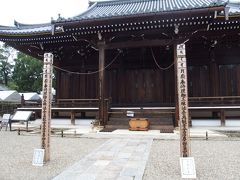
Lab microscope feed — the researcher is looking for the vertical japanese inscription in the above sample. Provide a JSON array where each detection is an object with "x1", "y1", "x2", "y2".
[
  {"x1": 176, "y1": 44, "x2": 190, "y2": 157},
  {"x1": 41, "y1": 53, "x2": 53, "y2": 162}
]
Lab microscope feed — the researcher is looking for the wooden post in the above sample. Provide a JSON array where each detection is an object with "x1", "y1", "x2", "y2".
[
  {"x1": 71, "y1": 111, "x2": 75, "y2": 125},
  {"x1": 174, "y1": 45, "x2": 179, "y2": 127},
  {"x1": 176, "y1": 44, "x2": 190, "y2": 157},
  {"x1": 21, "y1": 94, "x2": 25, "y2": 107},
  {"x1": 220, "y1": 110, "x2": 225, "y2": 126},
  {"x1": 189, "y1": 111, "x2": 192, "y2": 127},
  {"x1": 41, "y1": 53, "x2": 53, "y2": 162},
  {"x1": 98, "y1": 41, "x2": 106, "y2": 126}
]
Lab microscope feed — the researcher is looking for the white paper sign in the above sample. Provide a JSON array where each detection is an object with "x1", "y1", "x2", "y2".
[
  {"x1": 126, "y1": 111, "x2": 134, "y2": 117},
  {"x1": 2, "y1": 114, "x2": 11, "y2": 120},
  {"x1": 32, "y1": 149, "x2": 45, "y2": 166},
  {"x1": 180, "y1": 157, "x2": 196, "y2": 179},
  {"x1": 2, "y1": 114, "x2": 11, "y2": 123}
]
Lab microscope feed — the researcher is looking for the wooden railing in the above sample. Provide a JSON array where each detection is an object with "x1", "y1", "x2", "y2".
[
  {"x1": 55, "y1": 98, "x2": 110, "y2": 108},
  {"x1": 189, "y1": 96, "x2": 240, "y2": 105},
  {"x1": 56, "y1": 99, "x2": 99, "y2": 107},
  {"x1": 21, "y1": 98, "x2": 111, "y2": 108}
]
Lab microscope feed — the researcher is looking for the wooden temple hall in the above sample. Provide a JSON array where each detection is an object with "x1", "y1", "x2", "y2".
[{"x1": 1, "y1": 0, "x2": 240, "y2": 132}]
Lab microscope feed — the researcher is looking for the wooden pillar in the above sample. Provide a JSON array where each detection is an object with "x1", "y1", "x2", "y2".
[
  {"x1": 41, "y1": 53, "x2": 53, "y2": 162},
  {"x1": 98, "y1": 41, "x2": 106, "y2": 126},
  {"x1": 174, "y1": 45, "x2": 179, "y2": 127},
  {"x1": 175, "y1": 44, "x2": 190, "y2": 157},
  {"x1": 55, "y1": 61, "x2": 61, "y2": 100},
  {"x1": 209, "y1": 49, "x2": 220, "y2": 118},
  {"x1": 54, "y1": 62, "x2": 61, "y2": 118},
  {"x1": 209, "y1": 49, "x2": 219, "y2": 96}
]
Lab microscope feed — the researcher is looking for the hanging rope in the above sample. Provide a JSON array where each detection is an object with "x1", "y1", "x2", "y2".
[
  {"x1": 150, "y1": 48, "x2": 174, "y2": 70},
  {"x1": 53, "y1": 51, "x2": 122, "y2": 75}
]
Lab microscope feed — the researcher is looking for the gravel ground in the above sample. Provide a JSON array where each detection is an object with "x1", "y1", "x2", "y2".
[
  {"x1": 1, "y1": 130, "x2": 240, "y2": 180},
  {"x1": 0, "y1": 131, "x2": 106, "y2": 180},
  {"x1": 143, "y1": 139, "x2": 240, "y2": 180}
]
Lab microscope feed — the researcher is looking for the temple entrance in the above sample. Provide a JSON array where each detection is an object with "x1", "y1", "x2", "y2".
[{"x1": 107, "y1": 47, "x2": 175, "y2": 106}]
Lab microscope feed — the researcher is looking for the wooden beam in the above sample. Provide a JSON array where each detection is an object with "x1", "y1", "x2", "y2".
[
  {"x1": 98, "y1": 40, "x2": 106, "y2": 126},
  {"x1": 104, "y1": 39, "x2": 174, "y2": 49}
]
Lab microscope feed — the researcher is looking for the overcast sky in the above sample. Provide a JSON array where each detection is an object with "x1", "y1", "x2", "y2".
[
  {"x1": 0, "y1": 0, "x2": 89, "y2": 26},
  {"x1": 0, "y1": 0, "x2": 240, "y2": 26}
]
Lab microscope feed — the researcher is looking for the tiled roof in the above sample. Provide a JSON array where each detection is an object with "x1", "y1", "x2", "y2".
[
  {"x1": 0, "y1": 22, "x2": 52, "y2": 35},
  {"x1": 0, "y1": 26, "x2": 52, "y2": 35},
  {"x1": 228, "y1": 2, "x2": 240, "y2": 14},
  {"x1": 0, "y1": 0, "x2": 229, "y2": 36},
  {"x1": 60, "y1": 0, "x2": 227, "y2": 22}
]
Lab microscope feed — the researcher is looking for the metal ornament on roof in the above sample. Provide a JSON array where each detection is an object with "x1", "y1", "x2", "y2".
[
  {"x1": 41, "y1": 53, "x2": 53, "y2": 162},
  {"x1": 176, "y1": 44, "x2": 190, "y2": 157}
]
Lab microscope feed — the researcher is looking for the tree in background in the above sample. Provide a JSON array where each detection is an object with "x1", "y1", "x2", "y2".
[
  {"x1": 12, "y1": 52, "x2": 43, "y2": 93},
  {"x1": 0, "y1": 44, "x2": 14, "y2": 86}
]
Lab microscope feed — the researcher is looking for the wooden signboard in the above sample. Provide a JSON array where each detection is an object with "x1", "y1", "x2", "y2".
[
  {"x1": 12, "y1": 111, "x2": 32, "y2": 121},
  {"x1": 11, "y1": 111, "x2": 32, "y2": 131},
  {"x1": 0, "y1": 114, "x2": 11, "y2": 131}
]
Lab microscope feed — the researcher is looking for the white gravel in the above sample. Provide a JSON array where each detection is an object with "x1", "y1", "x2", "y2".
[
  {"x1": 0, "y1": 131, "x2": 106, "y2": 180},
  {"x1": 143, "y1": 139, "x2": 240, "y2": 180},
  {"x1": 1, "y1": 130, "x2": 240, "y2": 180}
]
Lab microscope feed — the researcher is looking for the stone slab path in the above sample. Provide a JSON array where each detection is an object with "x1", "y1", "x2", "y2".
[{"x1": 53, "y1": 138, "x2": 153, "y2": 180}]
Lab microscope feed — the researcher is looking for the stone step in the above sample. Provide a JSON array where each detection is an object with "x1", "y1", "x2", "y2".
[
  {"x1": 109, "y1": 113, "x2": 174, "y2": 118},
  {"x1": 105, "y1": 124, "x2": 174, "y2": 132},
  {"x1": 104, "y1": 124, "x2": 129, "y2": 130},
  {"x1": 107, "y1": 121, "x2": 173, "y2": 126},
  {"x1": 109, "y1": 117, "x2": 173, "y2": 121},
  {"x1": 108, "y1": 118, "x2": 174, "y2": 125}
]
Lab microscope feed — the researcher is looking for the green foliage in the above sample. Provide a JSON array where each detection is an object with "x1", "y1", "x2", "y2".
[
  {"x1": 0, "y1": 44, "x2": 14, "y2": 85},
  {"x1": 12, "y1": 52, "x2": 43, "y2": 93},
  {"x1": 7, "y1": 81, "x2": 18, "y2": 90}
]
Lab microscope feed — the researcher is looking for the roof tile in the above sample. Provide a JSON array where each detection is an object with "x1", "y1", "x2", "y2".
[
  {"x1": 0, "y1": 0, "x2": 230, "y2": 36},
  {"x1": 65, "y1": 0, "x2": 226, "y2": 22}
]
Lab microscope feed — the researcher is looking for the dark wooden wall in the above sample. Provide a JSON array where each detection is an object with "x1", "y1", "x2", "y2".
[{"x1": 56, "y1": 43, "x2": 240, "y2": 106}]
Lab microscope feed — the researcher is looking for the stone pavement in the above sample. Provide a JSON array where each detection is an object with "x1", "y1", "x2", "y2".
[{"x1": 53, "y1": 138, "x2": 153, "y2": 180}]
